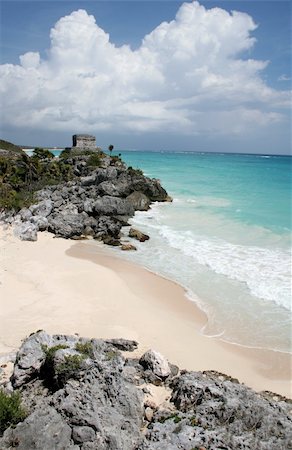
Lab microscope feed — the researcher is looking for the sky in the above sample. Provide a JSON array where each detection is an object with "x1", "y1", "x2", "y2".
[{"x1": 0, "y1": 0, "x2": 291, "y2": 154}]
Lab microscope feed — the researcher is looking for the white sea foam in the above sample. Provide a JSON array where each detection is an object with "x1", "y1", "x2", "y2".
[{"x1": 150, "y1": 225, "x2": 292, "y2": 311}]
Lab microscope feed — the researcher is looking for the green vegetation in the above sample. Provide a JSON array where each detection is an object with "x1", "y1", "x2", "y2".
[
  {"x1": 32, "y1": 148, "x2": 54, "y2": 160},
  {"x1": 0, "y1": 142, "x2": 73, "y2": 211},
  {"x1": 55, "y1": 354, "x2": 85, "y2": 384},
  {"x1": 0, "y1": 390, "x2": 26, "y2": 434},
  {"x1": 0, "y1": 139, "x2": 23, "y2": 154},
  {"x1": 189, "y1": 416, "x2": 198, "y2": 426},
  {"x1": 158, "y1": 413, "x2": 182, "y2": 424},
  {"x1": 110, "y1": 155, "x2": 122, "y2": 165},
  {"x1": 127, "y1": 166, "x2": 143, "y2": 176},
  {"x1": 75, "y1": 341, "x2": 94, "y2": 358},
  {"x1": 60, "y1": 148, "x2": 104, "y2": 159},
  {"x1": 41, "y1": 344, "x2": 69, "y2": 365},
  {"x1": 87, "y1": 153, "x2": 101, "y2": 167}
]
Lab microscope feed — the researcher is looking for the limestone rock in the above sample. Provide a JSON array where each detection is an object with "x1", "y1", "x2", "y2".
[
  {"x1": 30, "y1": 215, "x2": 48, "y2": 231},
  {"x1": 19, "y1": 208, "x2": 32, "y2": 221},
  {"x1": 129, "y1": 228, "x2": 150, "y2": 242},
  {"x1": 1, "y1": 332, "x2": 291, "y2": 450},
  {"x1": 139, "y1": 350, "x2": 171, "y2": 379},
  {"x1": 104, "y1": 338, "x2": 138, "y2": 351},
  {"x1": 93, "y1": 196, "x2": 134, "y2": 217},
  {"x1": 126, "y1": 191, "x2": 151, "y2": 211},
  {"x1": 11, "y1": 331, "x2": 52, "y2": 388},
  {"x1": 72, "y1": 426, "x2": 96, "y2": 444},
  {"x1": 14, "y1": 222, "x2": 38, "y2": 241},
  {"x1": 30, "y1": 199, "x2": 53, "y2": 217},
  {"x1": 121, "y1": 243, "x2": 137, "y2": 251},
  {"x1": 48, "y1": 213, "x2": 85, "y2": 238},
  {"x1": 0, "y1": 406, "x2": 78, "y2": 450}
]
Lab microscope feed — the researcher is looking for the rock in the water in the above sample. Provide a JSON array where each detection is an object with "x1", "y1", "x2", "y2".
[
  {"x1": 129, "y1": 228, "x2": 150, "y2": 242},
  {"x1": 14, "y1": 222, "x2": 38, "y2": 241},
  {"x1": 126, "y1": 191, "x2": 151, "y2": 211},
  {"x1": 139, "y1": 350, "x2": 171, "y2": 379},
  {"x1": 121, "y1": 243, "x2": 137, "y2": 251}
]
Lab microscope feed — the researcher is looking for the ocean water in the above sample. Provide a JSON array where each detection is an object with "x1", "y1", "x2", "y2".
[
  {"x1": 32, "y1": 148, "x2": 291, "y2": 353},
  {"x1": 111, "y1": 151, "x2": 292, "y2": 353}
]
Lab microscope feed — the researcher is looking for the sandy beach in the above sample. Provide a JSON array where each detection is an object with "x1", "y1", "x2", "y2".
[{"x1": 0, "y1": 228, "x2": 291, "y2": 397}]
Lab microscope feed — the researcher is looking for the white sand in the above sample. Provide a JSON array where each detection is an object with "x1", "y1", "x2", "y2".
[{"x1": 0, "y1": 228, "x2": 291, "y2": 397}]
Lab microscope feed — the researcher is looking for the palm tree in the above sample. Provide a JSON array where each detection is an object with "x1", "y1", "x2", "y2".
[{"x1": 108, "y1": 145, "x2": 114, "y2": 156}]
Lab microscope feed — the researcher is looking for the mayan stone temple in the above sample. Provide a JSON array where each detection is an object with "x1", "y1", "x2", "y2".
[{"x1": 68, "y1": 134, "x2": 99, "y2": 154}]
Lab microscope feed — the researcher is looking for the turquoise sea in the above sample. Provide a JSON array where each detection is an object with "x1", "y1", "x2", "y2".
[
  {"x1": 117, "y1": 151, "x2": 292, "y2": 354},
  {"x1": 41, "y1": 149, "x2": 292, "y2": 353}
]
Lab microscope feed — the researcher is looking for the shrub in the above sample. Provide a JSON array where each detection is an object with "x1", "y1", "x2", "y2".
[
  {"x1": 87, "y1": 153, "x2": 101, "y2": 167},
  {"x1": 59, "y1": 148, "x2": 72, "y2": 159},
  {"x1": 75, "y1": 341, "x2": 94, "y2": 358},
  {"x1": 0, "y1": 184, "x2": 35, "y2": 211},
  {"x1": 41, "y1": 344, "x2": 69, "y2": 365},
  {"x1": 127, "y1": 166, "x2": 143, "y2": 176},
  {"x1": 32, "y1": 148, "x2": 54, "y2": 160},
  {"x1": 0, "y1": 390, "x2": 26, "y2": 434},
  {"x1": 55, "y1": 354, "x2": 85, "y2": 384}
]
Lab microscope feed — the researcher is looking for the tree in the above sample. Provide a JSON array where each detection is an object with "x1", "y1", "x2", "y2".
[
  {"x1": 32, "y1": 148, "x2": 54, "y2": 160},
  {"x1": 108, "y1": 145, "x2": 114, "y2": 156}
]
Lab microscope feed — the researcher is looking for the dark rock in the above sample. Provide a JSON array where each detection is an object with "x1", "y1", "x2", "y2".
[
  {"x1": 30, "y1": 199, "x2": 53, "y2": 217},
  {"x1": 80, "y1": 174, "x2": 97, "y2": 186},
  {"x1": 129, "y1": 228, "x2": 150, "y2": 242},
  {"x1": 0, "y1": 406, "x2": 78, "y2": 450},
  {"x1": 126, "y1": 191, "x2": 151, "y2": 211},
  {"x1": 94, "y1": 216, "x2": 122, "y2": 240},
  {"x1": 93, "y1": 196, "x2": 135, "y2": 217},
  {"x1": 11, "y1": 331, "x2": 52, "y2": 388},
  {"x1": 98, "y1": 180, "x2": 121, "y2": 196},
  {"x1": 48, "y1": 213, "x2": 85, "y2": 238},
  {"x1": 105, "y1": 338, "x2": 138, "y2": 351}
]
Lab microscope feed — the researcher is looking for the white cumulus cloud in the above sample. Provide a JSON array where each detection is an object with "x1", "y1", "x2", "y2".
[{"x1": 0, "y1": 1, "x2": 290, "y2": 136}]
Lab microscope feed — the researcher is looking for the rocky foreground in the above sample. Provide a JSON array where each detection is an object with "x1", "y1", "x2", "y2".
[
  {"x1": 1, "y1": 151, "x2": 171, "y2": 245},
  {"x1": 0, "y1": 331, "x2": 291, "y2": 449}
]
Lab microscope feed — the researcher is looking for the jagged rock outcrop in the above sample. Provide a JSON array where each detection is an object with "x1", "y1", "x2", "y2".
[
  {"x1": 0, "y1": 332, "x2": 291, "y2": 450},
  {"x1": 2, "y1": 153, "x2": 169, "y2": 246}
]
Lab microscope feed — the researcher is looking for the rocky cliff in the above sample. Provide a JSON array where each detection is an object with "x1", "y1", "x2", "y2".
[
  {"x1": 0, "y1": 150, "x2": 171, "y2": 245},
  {"x1": 0, "y1": 332, "x2": 291, "y2": 449}
]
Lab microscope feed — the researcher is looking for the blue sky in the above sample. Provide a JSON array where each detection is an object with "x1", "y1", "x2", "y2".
[{"x1": 0, "y1": 1, "x2": 291, "y2": 154}]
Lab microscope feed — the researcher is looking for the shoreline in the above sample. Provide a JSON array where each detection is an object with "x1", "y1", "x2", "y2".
[{"x1": 0, "y1": 229, "x2": 291, "y2": 397}]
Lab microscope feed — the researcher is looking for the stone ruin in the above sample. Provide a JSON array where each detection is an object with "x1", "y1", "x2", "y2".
[{"x1": 67, "y1": 134, "x2": 99, "y2": 154}]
